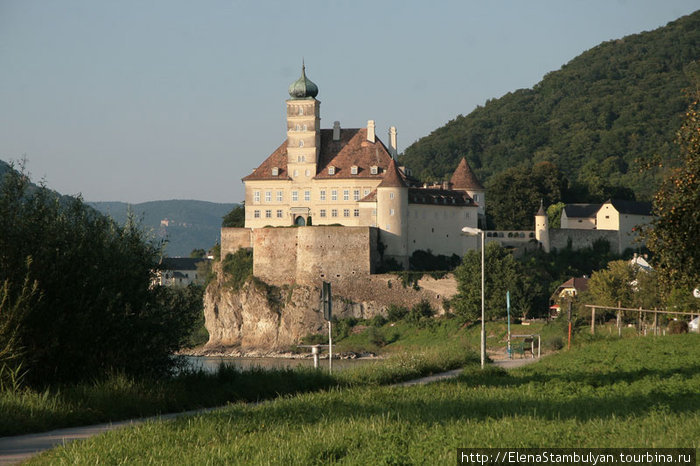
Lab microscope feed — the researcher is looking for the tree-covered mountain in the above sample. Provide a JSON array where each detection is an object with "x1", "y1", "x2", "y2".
[
  {"x1": 400, "y1": 10, "x2": 700, "y2": 205},
  {"x1": 89, "y1": 200, "x2": 237, "y2": 257}
]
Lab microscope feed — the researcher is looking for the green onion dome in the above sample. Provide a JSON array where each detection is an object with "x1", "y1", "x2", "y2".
[{"x1": 288, "y1": 63, "x2": 318, "y2": 99}]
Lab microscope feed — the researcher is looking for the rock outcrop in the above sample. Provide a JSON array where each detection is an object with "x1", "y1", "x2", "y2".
[{"x1": 203, "y1": 263, "x2": 457, "y2": 353}]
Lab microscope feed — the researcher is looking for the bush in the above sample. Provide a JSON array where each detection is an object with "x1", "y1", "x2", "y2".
[
  {"x1": 368, "y1": 314, "x2": 387, "y2": 327},
  {"x1": 221, "y1": 249, "x2": 253, "y2": 291},
  {"x1": 543, "y1": 336, "x2": 564, "y2": 351},
  {"x1": 386, "y1": 304, "x2": 408, "y2": 322},
  {"x1": 365, "y1": 327, "x2": 386, "y2": 347},
  {"x1": 0, "y1": 165, "x2": 200, "y2": 385},
  {"x1": 406, "y1": 299, "x2": 434, "y2": 325},
  {"x1": 667, "y1": 320, "x2": 689, "y2": 334}
]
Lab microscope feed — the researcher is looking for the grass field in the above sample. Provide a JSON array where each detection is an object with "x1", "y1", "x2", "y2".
[{"x1": 29, "y1": 334, "x2": 700, "y2": 465}]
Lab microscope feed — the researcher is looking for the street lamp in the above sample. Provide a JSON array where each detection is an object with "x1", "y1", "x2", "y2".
[{"x1": 462, "y1": 226, "x2": 485, "y2": 368}]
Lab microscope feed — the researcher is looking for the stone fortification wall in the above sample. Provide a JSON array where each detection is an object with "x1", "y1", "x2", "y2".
[
  {"x1": 252, "y1": 226, "x2": 379, "y2": 286},
  {"x1": 221, "y1": 228, "x2": 252, "y2": 257},
  {"x1": 549, "y1": 229, "x2": 620, "y2": 253}
]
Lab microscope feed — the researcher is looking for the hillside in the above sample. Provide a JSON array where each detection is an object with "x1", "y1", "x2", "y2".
[
  {"x1": 400, "y1": 10, "x2": 700, "y2": 203},
  {"x1": 89, "y1": 200, "x2": 237, "y2": 257}
]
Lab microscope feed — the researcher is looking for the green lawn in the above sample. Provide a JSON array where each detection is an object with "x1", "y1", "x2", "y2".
[{"x1": 30, "y1": 334, "x2": 700, "y2": 465}]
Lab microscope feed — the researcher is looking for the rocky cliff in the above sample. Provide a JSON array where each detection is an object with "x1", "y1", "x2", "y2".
[{"x1": 203, "y1": 263, "x2": 458, "y2": 354}]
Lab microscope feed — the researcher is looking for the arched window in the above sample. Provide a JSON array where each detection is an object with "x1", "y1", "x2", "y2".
[{"x1": 299, "y1": 140, "x2": 304, "y2": 147}]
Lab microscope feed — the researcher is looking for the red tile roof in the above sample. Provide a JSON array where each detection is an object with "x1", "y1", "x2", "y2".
[
  {"x1": 450, "y1": 157, "x2": 484, "y2": 190},
  {"x1": 243, "y1": 128, "x2": 396, "y2": 182},
  {"x1": 377, "y1": 158, "x2": 407, "y2": 188}
]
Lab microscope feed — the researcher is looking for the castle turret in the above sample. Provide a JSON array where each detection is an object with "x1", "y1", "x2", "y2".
[
  {"x1": 376, "y1": 158, "x2": 408, "y2": 268},
  {"x1": 535, "y1": 200, "x2": 550, "y2": 253},
  {"x1": 286, "y1": 62, "x2": 321, "y2": 181},
  {"x1": 450, "y1": 158, "x2": 486, "y2": 228}
]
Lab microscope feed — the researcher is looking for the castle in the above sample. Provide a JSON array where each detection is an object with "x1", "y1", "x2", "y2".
[
  {"x1": 222, "y1": 65, "x2": 483, "y2": 284},
  {"x1": 220, "y1": 65, "x2": 652, "y2": 286}
]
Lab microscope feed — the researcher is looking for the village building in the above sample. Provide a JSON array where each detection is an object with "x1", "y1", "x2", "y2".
[{"x1": 154, "y1": 257, "x2": 209, "y2": 287}]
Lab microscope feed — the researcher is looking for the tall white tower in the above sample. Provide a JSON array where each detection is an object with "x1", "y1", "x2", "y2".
[{"x1": 376, "y1": 158, "x2": 409, "y2": 268}]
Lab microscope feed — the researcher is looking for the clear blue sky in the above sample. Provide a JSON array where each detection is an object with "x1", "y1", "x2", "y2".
[{"x1": 1, "y1": 1, "x2": 697, "y2": 204}]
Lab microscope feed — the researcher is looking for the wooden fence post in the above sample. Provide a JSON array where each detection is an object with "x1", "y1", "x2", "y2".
[{"x1": 591, "y1": 307, "x2": 596, "y2": 335}]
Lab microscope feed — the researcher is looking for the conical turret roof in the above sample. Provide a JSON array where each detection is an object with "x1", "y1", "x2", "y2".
[
  {"x1": 378, "y1": 158, "x2": 407, "y2": 188},
  {"x1": 450, "y1": 158, "x2": 484, "y2": 190}
]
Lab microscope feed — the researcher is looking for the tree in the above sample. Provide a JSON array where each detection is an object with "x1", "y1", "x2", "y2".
[
  {"x1": 453, "y1": 242, "x2": 539, "y2": 321},
  {"x1": 645, "y1": 91, "x2": 700, "y2": 294},
  {"x1": 585, "y1": 260, "x2": 636, "y2": 308},
  {"x1": 0, "y1": 164, "x2": 200, "y2": 385},
  {"x1": 547, "y1": 202, "x2": 566, "y2": 228},
  {"x1": 222, "y1": 205, "x2": 245, "y2": 228}
]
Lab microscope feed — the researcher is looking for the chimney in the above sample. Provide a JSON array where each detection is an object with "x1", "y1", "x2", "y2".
[
  {"x1": 389, "y1": 126, "x2": 398, "y2": 159},
  {"x1": 333, "y1": 121, "x2": 341, "y2": 141},
  {"x1": 367, "y1": 120, "x2": 375, "y2": 143}
]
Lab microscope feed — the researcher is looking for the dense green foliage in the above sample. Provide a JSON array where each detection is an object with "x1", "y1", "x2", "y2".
[
  {"x1": 646, "y1": 91, "x2": 700, "y2": 295},
  {"x1": 0, "y1": 165, "x2": 201, "y2": 385},
  {"x1": 400, "y1": 12, "x2": 699, "y2": 209},
  {"x1": 453, "y1": 242, "x2": 541, "y2": 320},
  {"x1": 221, "y1": 205, "x2": 245, "y2": 228},
  {"x1": 220, "y1": 248, "x2": 254, "y2": 291},
  {"x1": 31, "y1": 335, "x2": 700, "y2": 464}
]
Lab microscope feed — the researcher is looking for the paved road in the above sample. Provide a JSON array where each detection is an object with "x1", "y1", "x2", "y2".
[{"x1": 0, "y1": 357, "x2": 540, "y2": 464}]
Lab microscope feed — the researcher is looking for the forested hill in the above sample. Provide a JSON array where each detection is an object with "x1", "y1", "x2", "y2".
[{"x1": 400, "y1": 10, "x2": 699, "y2": 202}]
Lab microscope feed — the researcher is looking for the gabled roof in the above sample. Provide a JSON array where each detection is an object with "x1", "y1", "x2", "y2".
[
  {"x1": 160, "y1": 257, "x2": 208, "y2": 271},
  {"x1": 315, "y1": 128, "x2": 394, "y2": 180},
  {"x1": 559, "y1": 277, "x2": 589, "y2": 292},
  {"x1": 242, "y1": 141, "x2": 291, "y2": 181},
  {"x1": 377, "y1": 158, "x2": 407, "y2": 188},
  {"x1": 450, "y1": 158, "x2": 484, "y2": 190},
  {"x1": 243, "y1": 128, "x2": 396, "y2": 182},
  {"x1": 563, "y1": 203, "x2": 602, "y2": 219},
  {"x1": 605, "y1": 199, "x2": 653, "y2": 216}
]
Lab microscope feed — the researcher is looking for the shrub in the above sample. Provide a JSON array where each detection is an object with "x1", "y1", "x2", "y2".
[
  {"x1": 221, "y1": 248, "x2": 253, "y2": 291},
  {"x1": 667, "y1": 320, "x2": 689, "y2": 334},
  {"x1": 368, "y1": 314, "x2": 387, "y2": 327},
  {"x1": 386, "y1": 304, "x2": 408, "y2": 322}
]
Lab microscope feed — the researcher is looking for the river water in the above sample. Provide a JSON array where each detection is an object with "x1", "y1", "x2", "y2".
[{"x1": 181, "y1": 355, "x2": 377, "y2": 373}]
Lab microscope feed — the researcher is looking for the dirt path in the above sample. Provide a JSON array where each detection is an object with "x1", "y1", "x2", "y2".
[{"x1": 0, "y1": 356, "x2": 541, "y2": 464}]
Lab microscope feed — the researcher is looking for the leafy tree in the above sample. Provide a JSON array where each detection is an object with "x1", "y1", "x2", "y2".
[
  {"x1": 222, "y1": 205, "x2": 245, "y2": 228},
  {"x1": 0, "y1": 164, "x2": 200, "y2": 385},
  {"x1": 453, "y1": 243, "x2": 539, "y2": 320},
  {"x1": 547, "y1": 202, "x2": 566, "y2": 228},
  {"x1": 646, "y1": 91, "x2": 700, "y2": 294},
  {"x1": 585, "y1": 260, "x2": 636, "y2": 307},
  {"x1": 190, "y1": 248, "x2": 206, "y2": 258}
]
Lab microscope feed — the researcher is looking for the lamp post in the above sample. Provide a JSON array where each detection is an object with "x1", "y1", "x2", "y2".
[{"x1": 462, "y1": 226, "x2": 485, "y2": 368}]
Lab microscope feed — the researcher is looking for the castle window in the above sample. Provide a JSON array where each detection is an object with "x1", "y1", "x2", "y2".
[
  {"x1": 343, "y1": 190, "x2": 349, "y2": 201},
  {"x1": 354, "y1": 209, "x2": 359, "y2": 217},
  {"x1": 331, "y1": 190, "x2": 338, "y2": 201},
  {"x1": 254, "y1": 210, "x2": 260, "y2": 218},
  {"x1": 370, "y1": 166, "x2": 378, "y2": 175},
  {"x1": 299, "y1": 140, "x2": 304, "y2": 148},
  {"x1": 364, "y1": 189, "x2": 370, "y2": 196},
  {"x1": 320, "y1": 190, "x2": 326, "y2": 201},
  {"x1": 328, "y1": 166, "x2": 336, "y2": 175},
  {"x1": 331, "y1": 209, "x2": 338, "y2": 218},
  {"x1": 298, "y1": 106, "x2": 303, "y2": 115},
  {"x1": 465, "y1": 212, "x2": 470, "y2": 219},
  {"x1": 473, "y1": 194, "x2": 479, "y2": 202},
  {"x1": 295, "y1": 124, "x2": 300, "y2": 131},
  {"x1": 277, "y1": 191, "x2": 283, "y2": 202},
  {"x1": 292, "y1": 191, "x2": 298, "y2": 202},
  {"x1": 320, "y1": 209, "x2": 326, "y2": 218},
  {"x1": 390, "y1": 192, "x2": 395, "y2": 200},
  {"x1": 304, "y1": 190, "x2": 310, "y2": 201},
  {"x1": 390, "y1": 209, "x2": 395, "y2": 216},
  {"x1": 303, "y1": 124, "x2": 307, "y2": 131},
  {"x1": 343, "y1": 209, "x2": 350, "y2": 217},
  {"x1": 293, "y1": 169, "x2": 299, "y2": 177},
  {"x1": 276, "y1": 210, "x2": 283, "y2": 218},
  {"x1": 271, "y1": 167, "x2": 279, "y2": 176},
  {"x1": 254, "y1": 191, "x2": 260, "y2": 203},
  {"x1": 351, "y1": 166, "x2": 358, "y2": 175},
  {"x1": 264, "y1": 191, "x2": 271, "y2": 202},
  {"x1": 265, "y1": 210, "x2": 272, "y2": 218},
  {"x1": 354, "y1": 189, "x2": 360, "y2": 201},
  {"x1": 297, "y1": 155, "x2": 305, "y2": 162}
]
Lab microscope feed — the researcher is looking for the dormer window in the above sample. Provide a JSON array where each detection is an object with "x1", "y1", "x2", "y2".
[
  {"x1": 370, "y1": 166, "x2": 378, "y2": 175},
  {"x1": 271, "y1": 167, "x2": 279, "y2": 176},
  {"x1": 351, "y1": 165, "x2": 358, "y2": 175},
  {"x1": 328, "y1": 166, "x2": 336, "y2": 175}
]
